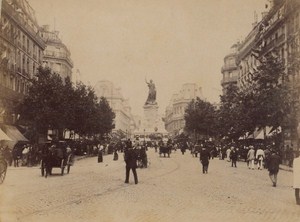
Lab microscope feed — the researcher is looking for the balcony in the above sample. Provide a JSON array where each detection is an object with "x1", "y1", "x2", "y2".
[
  {"x1": 44, "y1": 50, "x2": 74, "y2": 66},
  {"x1": 221, "y1": 64, "x2": 237, "y2": 73},
  {"x1": 221, "y1": 76, "x2": 238, "y2": 85}
]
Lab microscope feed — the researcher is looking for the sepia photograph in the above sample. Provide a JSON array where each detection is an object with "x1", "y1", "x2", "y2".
[{"x1": 0, "y1": 0, "x2": 300, "y2": 221}]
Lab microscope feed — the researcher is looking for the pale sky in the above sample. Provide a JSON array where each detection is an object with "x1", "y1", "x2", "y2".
[{"x1": 28, "y1": 0, "x2": 267, "y2": 115}]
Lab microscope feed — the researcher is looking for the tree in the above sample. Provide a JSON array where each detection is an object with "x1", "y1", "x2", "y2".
[
  {"x1": 16, "y1": 66, "x2": 116, "y2": 142},
  {"x1": 96, "y1": 97, "x2": 115, "y2": 138},
  {"x1": 184, "y1": 97, "x2": 217, "y2": 139},
  {"x1": 251, "y1": 52, "x2": 291, "y2": 132},
  {"x1": 17, "y1": 67, "x2": 66, "y2": 141},
  {"x1": 217, "y1": 83, "x2": 253, "y2": 141}
]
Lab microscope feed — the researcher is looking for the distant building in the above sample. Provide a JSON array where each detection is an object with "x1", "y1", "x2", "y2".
[
  {"x1": 94, "y1": 80, "x2": 134, "y2": 136},
  {"x1": 132, "y1": 115, "x2": 142, "y2": 133},
  {"x1": 0, "y1": 0, "x2": 45, "y2": 125},
  {"x1": 164, "y1": 83, "x2": 202, "y2": 137},
  {"x1": 41, "y1": 25, "x2": 73, "y2": 81}
]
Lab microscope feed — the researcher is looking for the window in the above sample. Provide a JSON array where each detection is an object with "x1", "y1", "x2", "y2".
[
  {"x1": 295, "y1": 13, "x2": 299, "y2": 29},
  {"x1": 33, "y1": 63, "x2": 36, "y2": 75},
  {"x1": 27, "y1": 59, "x2": 30, "y2": 74},
  {"x1": 15, "y1": 79, "x2": 18, "y2": 92},
  {"x1": 22, "y1": 35, "x2": 25, "y2": 49},
  {"x1": 3, "y1": 74, "x2": 7, "y2": 87},
  {"x1": 10, "y1": 77, "x2": 13, "y2": 90},
  {"x1": 22, "y1": 55, "x2": 25, "y2": 71},
  {"x1": 27, "y1": 39, "x2": 29, "y2": 53}
]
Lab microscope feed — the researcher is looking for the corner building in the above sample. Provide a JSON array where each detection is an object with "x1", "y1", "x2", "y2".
[
  {"x1": 221, "y1": 43, "x2": 239, "y2": 93},
  {"x1": 40, "y1": 25, "x2": 73, "y2": 81}
]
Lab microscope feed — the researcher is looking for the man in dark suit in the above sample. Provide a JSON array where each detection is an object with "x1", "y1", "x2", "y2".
[
  {"x1": 124, "y1": 147, "x2": 138, "y2": 184},
  {"x1": 268, "y1": 150, "x2": 281, "y2": 187},
  {"x1": 200, "y1": 146, "x2": 211, "y2": 174}
]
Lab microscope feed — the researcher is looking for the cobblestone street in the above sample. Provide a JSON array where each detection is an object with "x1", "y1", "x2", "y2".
[{"x1": 0, "y1": 149, "x2": 299, "y2": 222}]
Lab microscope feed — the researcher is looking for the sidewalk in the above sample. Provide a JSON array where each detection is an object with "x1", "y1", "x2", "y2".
[{"x1": 280, "y1": 164, "x2": 293, "y2": 172}]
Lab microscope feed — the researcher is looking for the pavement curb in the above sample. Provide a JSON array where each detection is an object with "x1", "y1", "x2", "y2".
[{"x1": 279, "y1": 165, "x2": 293, "y2": 172}]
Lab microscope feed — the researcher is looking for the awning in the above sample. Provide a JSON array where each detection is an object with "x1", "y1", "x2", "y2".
[
  {"x1": 250, "y1": 126, "x2": 273, "y2": 139},
  {"x1": 0, "y1": 128, "x2": 12, "y2": 141},
  {"x1": 255, "y1": 129, "x2": 264, "y2": 139},
  {"x1": 1, "y1": 125, "x2": 28, "y2": 142}
]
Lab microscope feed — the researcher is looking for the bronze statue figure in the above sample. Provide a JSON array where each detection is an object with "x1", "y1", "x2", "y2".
[{"x1": 145, "y1": 78, "x2": 157, "y2": 105}]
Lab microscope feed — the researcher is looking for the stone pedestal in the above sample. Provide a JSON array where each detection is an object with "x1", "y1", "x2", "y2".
[{"x1": 143, "y1": 104, "x2": 159, "y2": 132}]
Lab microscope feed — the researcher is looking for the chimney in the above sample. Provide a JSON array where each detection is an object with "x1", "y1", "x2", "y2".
[{"x1": 42, "y1": 25, "x2": 50, "y2": 31}]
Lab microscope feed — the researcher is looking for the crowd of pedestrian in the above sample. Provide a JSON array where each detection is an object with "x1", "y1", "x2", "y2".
[{"x1": 2, "y1": 136, "x2": 299, "y2": 205}]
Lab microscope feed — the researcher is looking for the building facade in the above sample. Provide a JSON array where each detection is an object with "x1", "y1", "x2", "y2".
[
  {"x1": 0, "y1": 0, "x2": 45, "y2": 124},
  {"x1": 41, "y1": 25, "x2": 73, "y2": 81},
  {"x1": 164, "y1": 83, "x2": 202, "y2": 137},
  {"x1": 221, "y1": 43, "x2": 239, "y2": 93},
  {"x1": 94, "y1": 80, "x2": 134, "y2": 136},
  {"x1": 221, "y1": 0, "x2": 300, "y2": 148}
]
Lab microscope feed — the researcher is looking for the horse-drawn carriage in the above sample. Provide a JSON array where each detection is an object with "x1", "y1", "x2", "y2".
[
  {"x1": 40, "y1": 141, "x2": 73, "y2": 178},
  {"x1": 159, "y1": 140, "x2": 171, "y2": 157}
]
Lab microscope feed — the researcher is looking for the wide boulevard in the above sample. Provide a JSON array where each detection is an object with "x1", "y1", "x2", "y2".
[{"x1": 0, "y1": 149, "x2": 299, "y2": 222}]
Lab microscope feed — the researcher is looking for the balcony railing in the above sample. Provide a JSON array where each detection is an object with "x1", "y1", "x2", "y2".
[
  {"x1": 221, "y1": 64, "x2": 237, "y2": 72},
  {"x1": 44, "y1": 50, "x2": 74, "y2": 66},
  {"x1": 221, "y1": 76, "x2": 238, "y2": 85}
]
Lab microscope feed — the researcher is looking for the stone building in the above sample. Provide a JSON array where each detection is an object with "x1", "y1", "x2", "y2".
[
  {"x1": 94, "y1": 80, "x2": 134, "y2": 136},
  {"x1": 221, "y1": 0, "x2": 300, "y2": 148},
  {"x1": 221, "y1": 43, "x2": 239, "y2": 92},
  {"x1": 40, "y1": 25, "x2": 73, "y2": 81},
  {"x1": 164, "y1": 83, "x2": 202, "y2": 137},
  {"x1": 0, "y1": 0, "x2": 45, "y2": 125}
]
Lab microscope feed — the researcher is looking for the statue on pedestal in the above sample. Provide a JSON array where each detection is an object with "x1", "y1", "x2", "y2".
[{"x1": 145, "y1": 78, "x2": 157, "y2": 105}]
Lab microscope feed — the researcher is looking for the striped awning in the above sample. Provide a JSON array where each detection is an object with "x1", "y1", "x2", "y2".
[
  {"x1": 0, "y1": 128, "x2": 12, "y2": 141},
  {"x1": 1, "y1": 125, "x2": 28, "y2": 142}
]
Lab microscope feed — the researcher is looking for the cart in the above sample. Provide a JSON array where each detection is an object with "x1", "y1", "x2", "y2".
[
  {"x1": 40, "y1": 142, "x2": 73, "y2": 178},
  {"x1": 159, "y1": 141, "x2": 171, "y2": 158}
]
